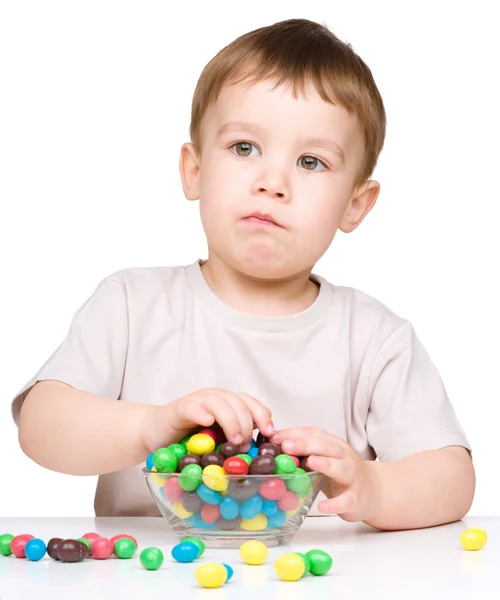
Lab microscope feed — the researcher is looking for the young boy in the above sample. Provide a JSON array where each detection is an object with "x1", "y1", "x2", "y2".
[{"x1": 12, "y1": 18, "x2": 474, "y2": 530}]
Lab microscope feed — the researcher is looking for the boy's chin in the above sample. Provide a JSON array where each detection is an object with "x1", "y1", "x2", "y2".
[{"x1": 231, "y1": 256, "x2": 305, "y2": 282}]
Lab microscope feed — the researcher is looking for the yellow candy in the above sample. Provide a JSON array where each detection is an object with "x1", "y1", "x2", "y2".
[
  {"x1": 274, "y1": 553, "x2": 305, "y2": 581},
  {"x1": 150, "y1": 467, "x2": 166, "y2": 487},
  {"x1": 460, "y1": 528, "x2": 487, "y2": 551},
  {"x1": 202, "y1": 465, "x2": 229, "y2": 492},
  {"x1": 187, "y1": 433, "x2": 215, "y2": 456},
  {"x1": 239, "y1": 540, "x2": 268, "y2": 565},
  {"x1": 240, "y1": 513, "x2": 268, "y2": 531},
  {"x1": 195, "y1": 562, "x2": 228, "y2": 588},
  {"x1": 172, "y1": 501, "x2": 193, "y2": 519}
]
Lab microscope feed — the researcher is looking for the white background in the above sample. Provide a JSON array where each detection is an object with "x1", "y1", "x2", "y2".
[{"x1": 1, "y1": 1, "x2": 498, "y2": 517}]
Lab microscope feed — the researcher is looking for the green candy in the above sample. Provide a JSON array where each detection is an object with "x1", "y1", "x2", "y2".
[
  {"x1": 153, "y1": 448, "x2": 178, "y2": 473},
  {"x1": 181, "y1": 536, "x2": 205, "y2": 558},
  {"x1": 294, "y1": 552, "x2": 311, "y2": 577},
  {"x1": 215, "y1": 443, "x2": 222, "y2": 453},
  {"x1": 274, "y1": 454, "x2": 296, "y2": 475},
  {"x1": 236, "y1": 453, "x2": 252, "y2": 466},
  {"x1": 168, "y1": 443, "x2": 187, "y2": 461},
  {"x1": 287, "y1": 468, "x2": 312, "y2": 497},
  {"x1": 140, "y1": 546, "x2": 164, "y2": 570},
  {"x1": 115, "y1": 537, "x2": 137, "y2": 559},
  {"x1": 178, "y1": 463, "x2": 203, "y2": 491},
  {"x1": 76, "y1": 537, "x2": 92, "y2": 551},
  {"x1": 305, "y1": 549, "x2": 333, "y2": 576},
  {"x1": 180, "y1": 435, "x2": 191, "y2": 448},
  {"x1": 0, "y1": 534, "x2": 14, "y2": 556}
]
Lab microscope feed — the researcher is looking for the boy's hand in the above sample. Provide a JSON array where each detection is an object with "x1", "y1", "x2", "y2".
[
  {"x1": 142, "y1": 388, "x2": 275, "y2": 453},
  {"x1": 271, "y1": 427, "x2": 379, "y2": 523}
]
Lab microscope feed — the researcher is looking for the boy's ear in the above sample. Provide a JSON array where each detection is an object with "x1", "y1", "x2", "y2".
[
  {"x1": 179, "y1": 142, "x2": 200, "y2": 201},
  {"x1": 339, "y1": 180, "x2": 380, "y2": 233}
]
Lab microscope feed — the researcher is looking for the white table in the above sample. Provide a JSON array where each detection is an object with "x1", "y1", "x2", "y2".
[{"x1": 0, "y1": 515, "x2": 497, "y2": 599}]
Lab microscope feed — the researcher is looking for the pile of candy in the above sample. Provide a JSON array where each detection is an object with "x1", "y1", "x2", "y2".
[{"x1": 146, "y1": 427, "x2": 317, "y2": 532}]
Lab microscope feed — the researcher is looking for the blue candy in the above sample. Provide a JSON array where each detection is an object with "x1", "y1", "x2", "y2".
[
  {"x1": 190, "y1": 511, "x2": 216, "y2": 529},
  {"x1": 261, "y1": 498, "x2": 278, "y2": 517},
  {"x1": 249, "y1": 439, "x2": 257, "y2": 449},
  {"x1": 223, "y1": 563, "x2": 234, "y2": 581},
  {"x1": 24, "y1": 538, "x2": 47, "y2": 561},
  {"x1": 146, "y1": 453, "x2": 154, "y2": 471},
  {"x1": 171, "y1": 541, "x2": 199, "y2": 563},
  {"x1": 220, "y1": 496, "x2": 239, "y2": 520},
  {"x1": 267, "y1": 508, "x2": 287, "y2": 528},
  {"x1": 196, "y1": 483, "x2": 222, "y2": 505},
  {"x1": 248, "y1": 447, "x2": 259, "y2": 458},
  {"x1": 240, "y1": 494, "x2": 263, "y2": 520}
]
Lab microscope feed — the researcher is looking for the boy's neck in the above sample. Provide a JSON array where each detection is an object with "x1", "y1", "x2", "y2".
[{"x1": 200, "y1": 253, "x2": 320, "y2": 317}]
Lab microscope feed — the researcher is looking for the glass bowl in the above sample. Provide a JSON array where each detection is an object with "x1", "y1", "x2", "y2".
[{"x1": 143, "y1": 468, "x2": 325, "y2": 548}]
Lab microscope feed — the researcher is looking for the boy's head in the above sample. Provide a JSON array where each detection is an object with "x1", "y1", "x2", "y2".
[{"x1": 180, "y1": 18, "x2": 386, "y2": 281}]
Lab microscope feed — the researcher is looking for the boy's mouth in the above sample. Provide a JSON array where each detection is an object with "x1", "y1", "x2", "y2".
[{"x1": 242, "y1": 212, "x2": 282, "y2": 228}]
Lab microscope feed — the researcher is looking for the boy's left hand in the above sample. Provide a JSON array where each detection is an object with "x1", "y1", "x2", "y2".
[{"x1": 271, "y1": 427, "x2": 379, "y2": 523}]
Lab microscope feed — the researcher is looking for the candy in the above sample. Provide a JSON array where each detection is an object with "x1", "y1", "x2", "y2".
[
  {"x1": 153, "y1": 448, "x2": 178, "y2": 473},
  {"x1": 202, "y1": 464, "x2": 229, "y2": 492},
  {"x1": 299, "y1": 457, "x2": 312, "y2": 472},
  {"x1": 240, "y1": 495, "x2": 263, "y2": 520},
  {"x1": 256, "y1": 432, "x2": 269, "y2": 446},
  {"x1": 259, "y1": 478, "x2": 287, "y2": 501},
  {"x1": 24, "y1": 538, "x2": 47, "y2": 561},
  {"x1": 261, "y1": 499, "x2": 278, "y2": 516},
  {"x1": 0, "y1": 534, "x2": 14, "y2": 556},
  {"x1": 181, "y1": 536, "x2": 205, "y2": 558},
  {"x1": 57, "y1": 539, "x2": 89, "y2": 562},
  {"x1": 248, "y1": 447, "x2": 259, "y2": 458},
  {"x1": 228, "y1": 478, "x2": 259, "y2": 500},
  {"x1": 220, "y1": 442, "x2": 239, "y2": 458},
  {"x1": 290, "y1": 455, "x2": 300, "y2": 468},
  {"x1": 305, "y1": 549, "x2": 333, "y2": 575},
  {"x1": 187, "y1": 433, "x2": 215, "y2": 456},
  {"x1": 201, "y1": 503, "x2": 221, "y2": 524},
  {"x1": 11, "y1": 534, "x2": 34, "y2": 558},
  {"x1": 146, "y1": 453, "x2": 155, "y2": 470},
  {"x1": 286, "y1": 468, "x2": 312, "y2": 497},
  {"x1": 82, "y1": 532, "x2": 101, "y2": 544},
  {"x1": 168, "y1": 443, "x2": 187, "y2": 461},
  {"x1": 240, "y1": 513, "x2": 268, "y2": 531},
  {"x1": 173, "y1": 501, "x2": 193, "y2": 519},
  {"x1": 220, "y1": 496, "x2": 240, "y2": 520},
  {"x1": 223, "y1": 563, "x2": 234, "y2": 581},
  {"x1": 114, "y1": 538, "x2": 137, "y2": 559},
  {"x1": 140, "y1": 547, "x2": 164, "y2": 570},
  {"x1": 258, "y1": 443, "x2": 281, "y2": 457},
  {"x1": 274, "y1": 553, "x2": 305, "y2": 581},
  {"x1": 236, "y1": 453, "x2": 253, "y2": 466},
  {"x1": 182, "y1": 490, "x2": 204, "y2": 513},
  {"x1": 77, "y1": 537, "x2": 92, "y2": 552},
  {"x1": 171, "y1": 541, "x2": 199, "y2": 563},
  {"x1": 110, "y1": 533, "x2": 138, "y2": 548},
  {"x1": 91, "y1": 537, "x2": 113, "y2": 560},
  {"x1": 178, "y1": 454, "x2": 202, "y2": 470},
  {"x1": 189, "y1": 512, "x2": 216, "y2": 529},
  {"x1": 460, "y1": 528, "x2": 487, "y2": 551},
  {"x1": 201, "y1": 452, "x2": 225, "y2": 469},
  {"x1": 267, "y1": 509, "x2": 287, "y2": 528},
  {"x1": 47, "y1": 537, "x2": 63, "y2": 560},
  {"x1": 165, "y1": 477, "x2": 183, "y2": 502},
  {"x1": 278, "y1": 490, "x2": 300, "y2": 511},
  {"x1": 249, "y1": 455, "x2": 276, "y2": 475},
  {"x1": 239, "y1": 540, "x2": 268, "y2": 565},
  {"x1": 295, "y1": 552, "x2": 310, "y2": 577},
  {"x1": 179, "y1": 464, "x2": 203, "y2": 491},
  {"x1": 275, "y1": 454, "x2": 296, "y2": 475},
  {"x1": 224, "y1": 456, "x2": 249, "y2": 476},
  {"x1": 198, "y1": 428, "x2": 218, "y2": 443},
  {"x1": 197, "y1": 483, "x2": 222, "y2": 505},
  {"x1": 217, "y1": 516, "x2": 241, "y2": 530},
  {"x1": 195, "y1": 562, "x2": 228, "y2": 588}
]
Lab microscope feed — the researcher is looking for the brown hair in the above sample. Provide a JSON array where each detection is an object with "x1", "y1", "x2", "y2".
[{"x1": 189, "y1": 18, "x2": 386, "y2": 188}]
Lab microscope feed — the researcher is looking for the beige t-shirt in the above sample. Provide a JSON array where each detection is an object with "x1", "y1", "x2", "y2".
[{"x1": 11, "y1": 260, "x2": 471, "y2": 516}]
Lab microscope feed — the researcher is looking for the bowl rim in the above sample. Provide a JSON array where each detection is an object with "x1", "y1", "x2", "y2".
[{"x1": 142, "y1": 467, "x2": 320, "y2": 478}]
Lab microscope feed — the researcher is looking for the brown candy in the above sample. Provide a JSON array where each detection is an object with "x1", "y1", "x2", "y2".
[
  {"x1": 228, "y1": 478, "x2": 259, "y2": 500},
  {"x1": 220, "y1": 442, "x2": 239, "y2": 459},
  {"x1": 299, "y1": 457, "x2": 312, "y2": 472},
  {"x1": 201, "y1": 452, "x2": 225, "y2": 469},
  {"x1": 249, "y1": 454, "x2": 276, "y2": 475},
  {"x1": 217, "y1": 516, "x2": 241, "y2": 531},
  {"x1": 181, "y1": 490, "x2": 203, "y2": 513},
  {"x1": 47, "y1": 537, "x2": 63, "y2": 560},
  {"x1": 258, "y1": 443, "x2": 280, "y2": 458},
  {"x1": 178, "y1": 454, "x2": 202, "y2": 470},
  {"x1": 256, "y1": 432, "x2": 269, "y2": 446},
  {"x1": 56, "y1": 539, "x2": 89, "y2": 562}
]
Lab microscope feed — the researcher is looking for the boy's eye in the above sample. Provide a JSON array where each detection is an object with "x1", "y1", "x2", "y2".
[{"x1": 230, "y1": 142, "x2": 328, "y2": 171}]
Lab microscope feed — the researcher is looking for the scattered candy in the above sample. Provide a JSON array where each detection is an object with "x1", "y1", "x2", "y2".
[
  {"x1": 222, "y1": 563, "x2": 234, "y2": 581},
  {"x1": 0, "y1": 534, "x2": 14, "y2": 556},
  {"x1": 114, "y1": 537, "x2": 137, "y2": 559},
  {"x1": 47, "y1": 537, "x2": 63, "y2": 560},
  {"x1": 239, "y1": 540, "x2": 268, "y2": 565},
  {"x1": 10, "y1": 534, "x2": 34, "y2": 558},
  {"x1": 171, "y1": 541, "x2": 199, "y2": 563},
  {"x1": 57, "y1": 539, "x2": 89, "y2": 562},
  {"x1": 140, "y1": 547, "x2": 164, "y2": 570},
  {"x1": 294, "y1": 552, "x2": 310, "y2": 577},
  {"x1": 195, "y1": 562, "x2": 228, "y2": 588},
  {"x1": 76, "y1": 537, "x2": 92, "y2": 552},
  {"x1": 305, "y1": 549, "x2": 333, "y2": 575},
  {"x1": 181, "y1": 536, "x2": 205, "y2": 558},
  {"x1": 91, "y1": 537, "x2": 113, "y2": 560},
  {"x1": 460, "y1": 528, "x2": 487, "y2": 551},
  {"x1": 24, "y1": 538, "x2": 47, "y2": 561},
  {"x1": 274, "y1": 553, "x2": 305, "y2": 581}
]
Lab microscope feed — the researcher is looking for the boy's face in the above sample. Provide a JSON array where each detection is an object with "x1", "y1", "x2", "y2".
[{"x1": 180, "y1": 79, "x2": 379, "y2": 280}]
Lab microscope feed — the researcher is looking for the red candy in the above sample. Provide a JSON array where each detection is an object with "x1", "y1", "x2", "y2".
[
  {"x1": 201, "y1": 503, "x2": 221, "y2": 524},
  {"x1": 278, "y1": 490, "x2": 300, "y2": 511},
  {"x1": 290, "y1": 455, "x2": 300, "y2": 467},
  {"x1": 82, "y1": 532, "x2": 101, "y2": 544},
  {"x1": 110, "y1": 534, "x2": 138, "y2": 549},
  {"x1": 91, "y1": 537, "x2": 113, "y2": 560},
  {"x1": 223, "y1": 456, "x2": 249, "y2": 476},
  {"x1": 165, "y1": 477, "x2": 183, "y2": 502},
  {"x1": 11, "y1": 534, "x2": 34, "y2": 558},
  {"x1": 259, "y1": 478, "x2": 287, "y2": 501},
  {"x1": 198, "y1": 428, "x2": 218, "y2": 443}
]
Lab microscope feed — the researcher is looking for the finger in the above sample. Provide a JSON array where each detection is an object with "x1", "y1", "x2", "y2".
[
  {"x1": 308, "y1": 455, "x2": 354, "y2": 486},
  {"x1": 198, "y1": 391, "x2": 243, "y2": 445},
  {"x1": 270, "y1": 427, "x2": 328, "y2": 445},
  {"x1": 318, "y1": 490, "x2": 357, "y2": 515},
  {"x1": 237, "y1": 393, "x2": 275, "y2": 438},
  {"x1": 222, "y1": 392, "x2": 255, "y2": 445},
  {"x1": 280, "y1": 437, "x2": 345, "y2": 461},
  {"x1": 173, "y1": 397, "x2": 215, "y2": 429}
]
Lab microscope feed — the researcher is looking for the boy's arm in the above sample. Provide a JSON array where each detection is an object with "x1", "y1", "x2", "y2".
[
  {"x1": 363, "y1": 445, "x2": 475, "y2": 530},
  {"x1": 18, "y1": 380, "x2": 167, "y2": 476}
]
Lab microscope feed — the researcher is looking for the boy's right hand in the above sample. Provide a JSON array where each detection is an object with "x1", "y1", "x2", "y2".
[{"x1": 141, "y1": 388, "x2": 275, "y2": 454}]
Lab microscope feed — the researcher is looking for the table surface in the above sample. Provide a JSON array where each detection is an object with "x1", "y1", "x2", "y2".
[{"x1": 0, "y1": 515, "x2": 497, "y2": 599}]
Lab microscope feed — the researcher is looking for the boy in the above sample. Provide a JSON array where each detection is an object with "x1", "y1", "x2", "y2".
[{"x1": 12, "y1": 18, "x2": 474, "y2": 530}]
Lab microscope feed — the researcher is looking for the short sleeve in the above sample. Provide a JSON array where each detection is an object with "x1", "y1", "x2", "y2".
[
  {"x1": 366, "y1": 320, "x2": 471, "y2": 462},
  {"x1": 11, "y1": 276, "x2": 129, "y2": 426}
]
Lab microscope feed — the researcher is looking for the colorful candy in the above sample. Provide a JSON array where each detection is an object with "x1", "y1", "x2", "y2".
[
  {"x1": 460, "y1": 528, "x2": 487, "y2": 551},
  {"x1": 114, "y1": 537, "x2": 137, "y2": 559},
  {"x1": 0, "y1": 534, "x2": 14, "y2": 556},
  {"x1": 91, "y1": 537, "x2": 113, "y2": 560},
  {"x1": 57, "y1": 539, "x2": 89, "y2": 562},
  {"x1": 10, "y1": 534, "x2": 34, "y2": 558},
  {"x1": 140, "y1": 547, "x2": 164, "y2": 570},
  {"x1": 305, "y1": 549, "x2": 333, "y2": 575},
  {"x1": 274, "y1": 553, "x2": 305, "y2": 581},
  {"x1": 171, "y1": 541, "x2": 199, "y2": 563},
  {"x1": 195, "y1": 562, "x2": 228, "y2": 588},
  {"x1": 181, "y1": 536, "x2": 205, "y2": 558},
  {"x1": 239, "y1": 540, "x2": 268, "y2": 565},
  {"x1": 24, "y1": 538, "x2": 47, "y2": 561}
]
